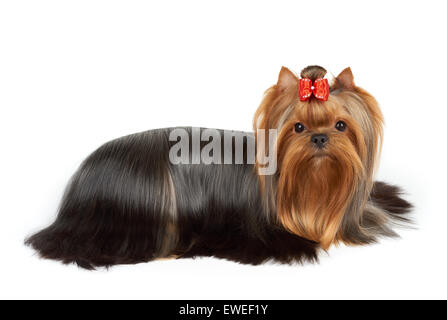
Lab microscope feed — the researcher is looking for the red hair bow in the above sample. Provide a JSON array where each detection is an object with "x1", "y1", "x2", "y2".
[{"x1": 299, "y1": 78, "x2": 329, "y2": 101}]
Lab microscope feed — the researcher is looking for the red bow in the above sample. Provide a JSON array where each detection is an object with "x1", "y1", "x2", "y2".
[{"x1": 299, "y1": 78, "x2": 329, "y2": 101}]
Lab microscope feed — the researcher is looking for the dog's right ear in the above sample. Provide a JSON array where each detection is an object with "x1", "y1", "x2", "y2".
[{"x1": 277, "y1": 67, "x2": 298, "y2": 92}]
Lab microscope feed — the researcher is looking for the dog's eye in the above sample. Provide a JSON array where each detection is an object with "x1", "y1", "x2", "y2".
[
  {"x1": 335, "y1": 121, "x2": 347, "y2": 132},
  {"x1": 294, "y1": 122, "x2": 305, "y2": 133}
]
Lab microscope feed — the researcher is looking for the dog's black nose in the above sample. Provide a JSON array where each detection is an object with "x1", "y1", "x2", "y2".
[{"x1": 311, "y1": 134, "x2": 328, "y2": 148}]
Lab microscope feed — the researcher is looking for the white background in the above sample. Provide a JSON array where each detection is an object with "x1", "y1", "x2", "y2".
[{"x1": 1, "y1": 0, "x2": 446, "y2": 299}]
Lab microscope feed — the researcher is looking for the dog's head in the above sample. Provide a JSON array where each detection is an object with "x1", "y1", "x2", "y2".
[{"x1": 254, "y1": 65, "x2": 383, "y2": 248}]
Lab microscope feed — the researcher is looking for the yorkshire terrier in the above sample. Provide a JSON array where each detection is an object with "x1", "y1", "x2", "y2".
[{"x1": 26, "y1": 65, "x2": 412, "y2": 269}]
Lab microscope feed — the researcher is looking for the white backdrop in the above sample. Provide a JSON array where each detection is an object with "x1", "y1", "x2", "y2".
[{"x1": 1, "y1": 0, "x2": 446, "y2": 299}]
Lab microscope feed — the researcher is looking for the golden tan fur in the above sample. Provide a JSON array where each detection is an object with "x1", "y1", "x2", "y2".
[{"x1": 254, "y1": 66, "x2": 384, "y2": 249}]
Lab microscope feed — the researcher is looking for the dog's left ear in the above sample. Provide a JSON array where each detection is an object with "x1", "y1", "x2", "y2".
[
  {"x1": 277, "y1": 66, "x2": 298, "y2": 92},
  {"x1": 335, "y1": 67, "x2": 355, "y2": 90}
]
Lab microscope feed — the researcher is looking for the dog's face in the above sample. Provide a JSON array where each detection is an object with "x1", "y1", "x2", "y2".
[{"x1": 254, "y1": 66, "x2": 383, "y2": 248}]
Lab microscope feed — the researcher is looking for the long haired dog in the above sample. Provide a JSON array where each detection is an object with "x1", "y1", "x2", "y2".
[{"x1": 26, "y1": 65, "x2": 412, "y2": 269}]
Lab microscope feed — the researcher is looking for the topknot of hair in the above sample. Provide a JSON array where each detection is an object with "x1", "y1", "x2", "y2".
[{"x1": 300, "y1": 65, "x2": 327, "y2": 82}]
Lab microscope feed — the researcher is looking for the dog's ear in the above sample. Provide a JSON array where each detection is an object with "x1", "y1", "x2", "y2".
[
  {"x1": 335, "y1": 67, "x2": 355, "y2": 90},
  {"x1": 277, "y1": 67, "x2": 298, "y2": 92}
]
